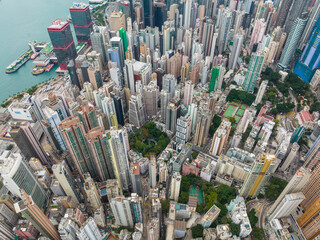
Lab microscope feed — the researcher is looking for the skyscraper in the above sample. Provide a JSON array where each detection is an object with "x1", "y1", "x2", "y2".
[
  {"x1": 160, "y1": 90, "x2": 169, "y2": 123},
  {"x1": 162, "y1": 74, "x2": 177, "y2": 99},
  {"x1": 83, "y1": 173, "x2": 102, "y2": 211},
  {"x1": 217, "y1": 7, "x2": 232, "y2": 54},
  {"x1": 90, "y1": 28, "x2": 107, "y2": 66},
  {"x1": 278, "y1": 16, "x2": 307, "y2": 70},
  {"x1": 149, "y1": 155, "x2": 157, "y2": 189},
  {"x1": 209, "y1": 66, "x2": 226, "y2": 92},
  {"x1": 249, "y1": 19, "x2": 267, "y2": 49},
  {"x1": 294, "y1": 16, "x2": 320, "y2": 82},
  {"x1": 110, "y1": 196, "x2": 134, "y2": 227},
  {"x1": 10, "y1": 121, "x2": 50, "y2": 165},
  {"x1": 143, "y1": 0, "x2": 154, "y2": 27},
  {"x1": 193, "y1": 109, "x2": 212, "y2": 147},
  {"x1": 69, "y1": 2, "x2": 93, "y2": 45},
  {"x1": 52, "y1": 161, "x2": 81, "y2": 205},
  {"x1": 269, "y1": 167, "x2": 311, "y2": 215},
  {"x1": 143, "y1": 81, "x2": 159, "y2": 117},
  {"x1": 254, "y1": 80, "x2": 268, "y2": 106},
  {"x1": 229, "y1": 34, "x2": 243, "y2": 70},
  {"x1": 14, "y1": 190, "x2": 61, "y2": 240},
  {"x1": 183, "y1": 81, "x2": 194, "y2": 106},
  {"x1": 129, "y1": 93, "x2": 147, "y2": 128},
  {"x1": 170, "y1": 172, "x2": 182, "y2": 201},
  {"x1": 47, "y1": 19, "x2": 77, "y2": 70},
  {"x1": 176, "y1": 116, "x2": 192, "y2": 145},
  {"x1": 59, "y1": 116, "x2": 97, "y2": 179},
  {"x1": 303, "y1": 135, "x2": 320, "y2": 170},
  {"x1": 77, "y1": 217, "x2": 102, "y2": 240},
  {"x1": 240, "y1": 154, "x2": 276, "y2": 197},
  {"x1": 166, "y1": 97, "x2": 181, "y2": 133},
  {"x1": 86, "y1": 126, "x2": 115, "y2": 181},
  {"x1": 269, "y1": 193, "x2": 305, "y2": 221},
  {"x1": 42, "y1": 106, "x2": 67, "y2": 151},
  {"x1": 299, "y1": 0, "x2": 320, "y2": 49},
  {"x1": 0, "y1": 151, "x2": 50, "y2": 211},
  {"x1": 297, "y1": 163, "x2": 320, "y2": 239},
  {"x1": 280, "y1": 142, "x2": 300, "y2": 171},
  {"x1": 242, "y1": 51, "x2": 265, "y2": 93},
  {"x1": 130, "y1": 163, "x2": 143, "y2": 196},
  {"x1": 209, "y1": 120, "x2": 231, "y2": 156},
  {"x1": 106, "y1": 128, "x2": 130, "y2": 191}
]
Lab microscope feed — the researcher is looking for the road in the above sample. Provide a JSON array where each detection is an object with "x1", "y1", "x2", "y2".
[{"x1": 289, "y1": 88, "x2": 298, "y2": 112}]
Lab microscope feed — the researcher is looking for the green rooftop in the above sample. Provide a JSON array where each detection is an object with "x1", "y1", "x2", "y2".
[{"x1": 40, "y1": 42, "x2": 53, "y2": 54}]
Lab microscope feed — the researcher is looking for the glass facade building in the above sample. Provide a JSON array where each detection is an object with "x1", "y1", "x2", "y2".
[{"x1": 69, "y1": 3, "x2": 93, "y2": 44}]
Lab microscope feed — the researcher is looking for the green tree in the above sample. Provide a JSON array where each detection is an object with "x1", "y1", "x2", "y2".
[
  {"x1": 248, "y1": 209, "x2": 258, "y2": 226},
  {"x1": 209, "y1": 115, "x2": 222, "y2": 137},
  {"x1": 229, "y1": 223, "x2": 241, "y2": 236},
  {"x1": 191, "y1": 224, "x2": 204, "y2": 238},
  {"x1": 217, "y1": 184, "x2": 236, "y2": 204},
  {"x1": 257, "y1": 193, "x2": 265, "y2": 199},
  {"x1": 216, "y1": 203, "x2": 228, "y2": 218},
  {"x1": 178, "y1": 192, "x2": 189, "y2": 204},
  {"x1": 196, "y1": 203, "x2": 206, "y2": 214},
  {"x1": 192, "y1": 151, "x2": 199, "y2": 159},
  {"x1": 161, "y1": 200, "x2": 170, "y2": 214},
  {"x1": 252, "y1": 226, "x2": 265, "y2": 240},
  {"x1": 221, "y1": 216, "x2": 228, "y2": 224},
  {"x1": 265, "y1": 177, "x2": 287, "y2": 201}
]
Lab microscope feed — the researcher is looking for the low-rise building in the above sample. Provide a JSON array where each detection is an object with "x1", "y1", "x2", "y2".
[{"x1": 201, "y1": 205, "x2": 221, "y2": 228}]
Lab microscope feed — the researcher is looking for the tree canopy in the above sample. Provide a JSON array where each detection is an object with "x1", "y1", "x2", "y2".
[
  {"x1": 252, "y1": 226, "x2": 265, "y2": 240},
  {"x1": 209, "y1": 115, "x2": 222, "y2": 137},
  {"x1": 129, "y1": 122, "x2": 170, "y2": 157},
  {"x1": 217, "y1": 184, "x2": 237, "y2": 204},
  {"x1": 229, "y1": 223, "x2": 241, "y2": 236},
  {"x1": 191, "y1": 224, "x2": 204, "y2": 238},
  {"x1": 248, "y1": 209, "x2": 258, "y2": 226},
  {"x1": 226, "y1": 89, "x2": 256, "y2": 105},
  {"x1": 265, "y1": 177, "x2": 287, "y2": 201}
]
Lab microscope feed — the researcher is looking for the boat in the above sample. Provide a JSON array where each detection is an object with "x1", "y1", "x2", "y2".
[
  {"x1": 45, "y1": 64, "x2": 54, "y2": 72},
  {"x1": 30, "y1": 52, "x2": 40, "y2": 60},
  {"x1": 32, "y1": 66, "x2": 45, "y2": 75},
  {"x1": 5, "y1": 49, "x2": 32, "y2": 74}
]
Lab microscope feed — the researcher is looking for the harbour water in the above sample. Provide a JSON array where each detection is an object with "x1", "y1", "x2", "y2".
[{"x1": 0, "y1": 0, "x2": 89, "y2": 103}]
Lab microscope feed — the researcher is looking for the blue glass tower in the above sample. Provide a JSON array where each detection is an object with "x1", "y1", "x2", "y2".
[{"x1": 294, "y1": 16, "x2": 320, "y2": 82}]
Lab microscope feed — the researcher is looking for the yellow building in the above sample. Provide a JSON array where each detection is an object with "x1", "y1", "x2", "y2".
[{"x1": 240, "y1": 154, "x2": 276, "y2": 197}]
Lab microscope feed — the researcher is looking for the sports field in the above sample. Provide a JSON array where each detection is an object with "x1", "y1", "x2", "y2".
[
  {"x1": 224, "y1": 105, "x2": 237, "y2": 118},
  {"x1": 189, "y1": 185, "x2": 204, "y2": 204}
]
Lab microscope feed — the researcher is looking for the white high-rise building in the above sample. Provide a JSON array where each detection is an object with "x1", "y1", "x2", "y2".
[
  {"x1": 229, "y1": 34, "x2": 243, "y2": 70},
  {"x1": 269, "y1": 167, "x2": 311, "y2": 215},
  {"x1": 129, "y1": 93, "x2": 147, "y2": 128},
  {"x1": 184, "y1": 0, "x2": 192, "y2": 28},
  {"x1": 280, "y1": 142, "x2": 300, "y2": 171},
  {"x1": 149, "y1": 156, "x2": 157, "y2": 189},
  {"x1": 210, "y1": 120, "x2": 232, "y2": 156},
  {"x1": 106, "y1": 128, "x2": 131, "y2": 190},
  {"x1": 269, "y1": 192, "x2": 305, "y2": 221},
  {"x1": 83, "y1": 173, "x2": 102, "y2": 211},
  {"x1": 52, "y1": 161, "x2": 80, "y2": 205},
  {"x1": 77, "y1": 217, "x2": 102, "y2": 240},
  {"x1": 170, "y1": 172, "x2": 182, "y2": 201},
  {"x1": 183, "y1": 81, "x2": 194, "y2": 106},
  {"x1": 254, "y1": 80, "x2": 268, "y2": 105},
  {"x1": 0, "y1": 151, "x2": 49, "y2": 211},
  {"x1": 162, "y1": 74, "x2": 177, "y2": 99},
  {"x1": 110, "y1": 196, "x2": 134, "y2": 227}
]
